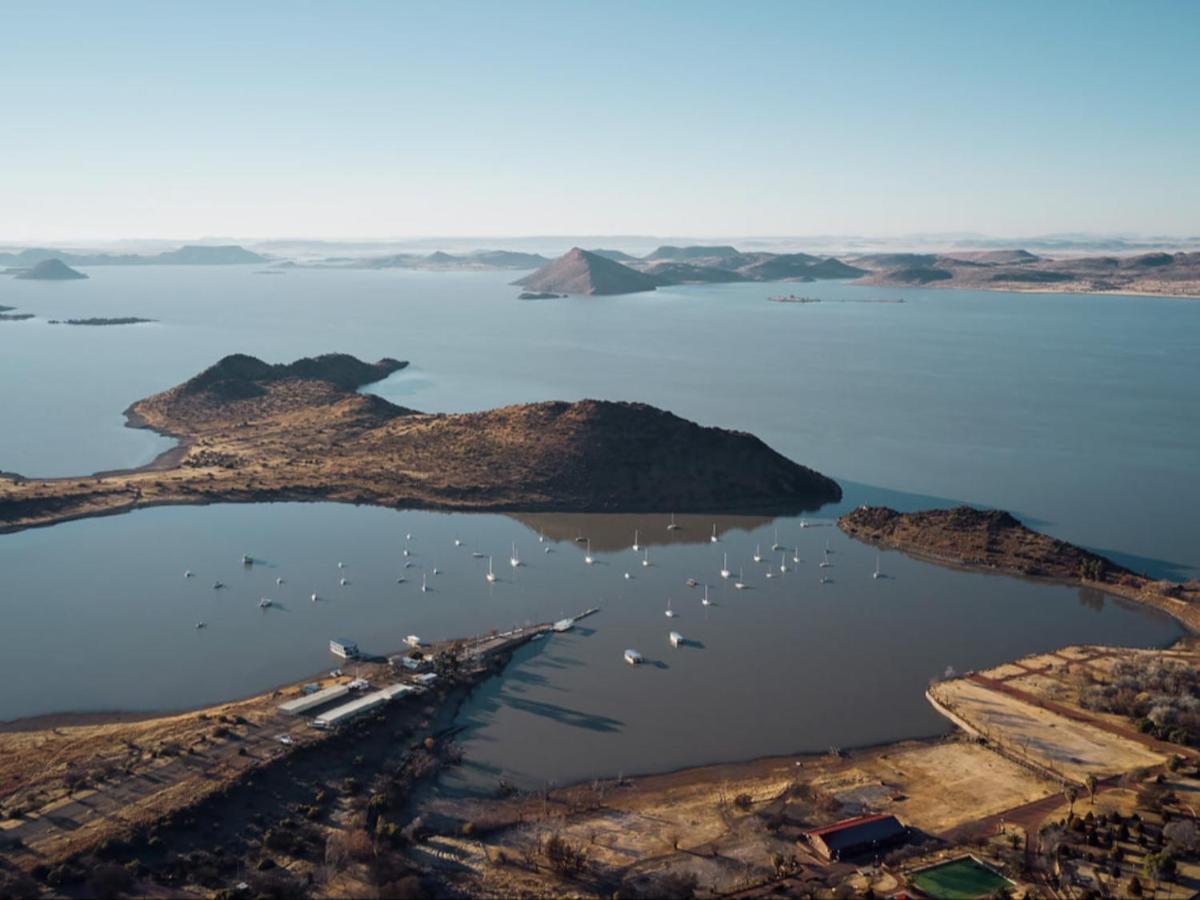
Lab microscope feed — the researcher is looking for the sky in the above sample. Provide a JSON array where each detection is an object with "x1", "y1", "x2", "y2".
[{"x1": 2, "y1": 0, "x2": 1198, "y2": 242}]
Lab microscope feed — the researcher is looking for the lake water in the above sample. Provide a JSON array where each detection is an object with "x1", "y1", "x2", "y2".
[
  {"x1": 0, "y1": 502, "x2": 1180, "y2": 791},
  {"x1": 1, "y1": 265, "x2": 1198, "y2": 787}
]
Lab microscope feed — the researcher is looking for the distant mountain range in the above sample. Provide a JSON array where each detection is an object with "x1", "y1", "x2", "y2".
[
  {"x1": 852, "y1": 250, "x2": 1200, "y2": 296},
  {"x1": 511, "y1": 246, "x2": 869, "y2": 295},
  {"x1": 0, "y1": 245, "x2": 266, "y2": 267}
]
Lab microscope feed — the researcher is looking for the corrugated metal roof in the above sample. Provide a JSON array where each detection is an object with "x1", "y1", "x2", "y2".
[
  {"x1": 277, "y1": 683, "x2": 351, "y2": 715},
  {"x1": 805, "y1": 814, "x2": 906, "y2": 853}
]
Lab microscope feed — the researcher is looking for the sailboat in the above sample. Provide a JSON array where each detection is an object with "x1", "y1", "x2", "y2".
[
  {"x1": 667, "y1": 514, "x2": 680, "y2": 531},
  {"x1": 402, "y1": 542, "x2": 410, "y2": 558},
  {"x1": 421, "y1": 574, "x2": 428, "y2": 592},
  {"x1": 734, "y1": 568, "x2": 746, "y2": 590},
  {"x1": 510, "y1": 543, "x2": 520, "y2": 568},
  {"x1": 454, "y1": 538, "x2": 462, "y2": 547},
  {"x1": 873, "y1": 552, "x2": 882, "y2": 580},
  {"x1": 719, "y1": 552, "x2": 731, "y2": 579},
  {"x1": 642, "y1": 548, "x2": 650, "y2": 567},
  {"x1": 710, "y1": 523, "x2": 719, "y2": 543},
  {"x1": 702, "y1": 584, "x2": 712, "y2": 605},
  {"x1": 793, "y1": 544, "x2": 802, "y2": 564},
  {"x1": 800, "y1": 518, "x2": 809, "y2": 529},
  {"x1": 485, "y1": 557, "x2": 496, "y2": 583},
  {"x1": 753, "y1": 544, "x2": 763, "y2": 563},
  {"x1": 772, "y1": 528, "x2": 783, "y2": 551},
  {"x1": 664, "y1": 598, "x2": 675, "y2": 618},
  {"x1": 538, "y1": 530, "x2": 545, "y2": 543},
  {"x1": 780, "y1": 552, "x2": 789, "y2": 574},
  {"x1": 819, "y1": 548, "x2": 832, "y2": 569},
  {"x1": 584, "y1": 539, "x2": 594, "y2": 565},
  {"x1": 632, "y1": 529, "x2": 640, "y2": 552}
]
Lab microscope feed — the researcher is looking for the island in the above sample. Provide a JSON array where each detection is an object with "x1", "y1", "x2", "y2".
[
  {"x1": 0, "y1": 353, "x2": 842, "y2": 534},
  {"x1": 514, "y1": 247, "x2": 662, "y2": 296},
  {"x1": 13, "y1": 258, "x2": 88, "y2": 280},
  {"x1": 47, "y1": 317, "x2": 156, "y2": 326},
  {"x1": 839, "y1": 505, "x2": 1200, "y2": 630},
  {"x1": 0, "y1": 244, "x2": 266, "y2": 267}
]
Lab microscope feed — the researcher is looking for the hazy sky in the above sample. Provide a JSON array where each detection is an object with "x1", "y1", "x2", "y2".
[{"x1": 2, "y1": 0, "x2": 1198, "y2": 242}]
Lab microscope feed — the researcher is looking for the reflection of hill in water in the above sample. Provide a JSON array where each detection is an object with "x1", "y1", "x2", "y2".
[{"x1": 508, "y1": 512, "x2": 777, "y2": 553}]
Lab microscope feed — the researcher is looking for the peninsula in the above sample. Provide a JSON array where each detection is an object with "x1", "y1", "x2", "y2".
[
  {"x1": 0, "y1": 353, "x2": 841, "y2": 533},
  {"x1": 839, "y1": 505, "x2": 1200, "y2": 630}
]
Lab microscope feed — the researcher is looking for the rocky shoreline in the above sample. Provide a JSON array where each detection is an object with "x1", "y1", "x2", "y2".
[{"x1": 839, "y1": 505, "x2": 1200, "y2": 631}]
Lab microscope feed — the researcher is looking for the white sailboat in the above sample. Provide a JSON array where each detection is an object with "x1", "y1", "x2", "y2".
[
  {"x1": 710, "y1": 523, "x2": 719, "y2": 543},
  {"x1": 667, "y1": 513, "x2": 680, "y2": 531},
  {"x1": 753, "y1": 544, "x2": 763, "y2": 563},
  {"x1": 819, "y1": 548, "x2": 831, "y2": 569},
  {"x1": 509, "y1": 542, "x2": 520, "y2": 568},
  {"x1": 664, "y1": 598, "x2": 675, "y2": 618},
  {"x1": 584, "y1": 539, "x2": 594, "y2": 565},
  {"x1": 421, "y1": 573, "x2": 428, "y2": 592},
  {"x1": 642, "y1": 548, "x2": 650, "y2": 567},
  {"x1": 734, "y1": 568, "x2": 746, "y2": 590},
  {"x1": 772, "y1": 528, "x2": 783, "y2": 551},
  {"x1": 719, "y1": 552, "x2": 731, "y2": 579},
  {"x1": 779, "y1": 552, "x2": 788, "y2": 574},
  {"x1": 702, "y1": 584, "x2": 712, "y2": 605},
  {"x1": 485, "y1": 556, "x2": 496, "y2": 583},
  {"x1": 793, "y1": 544, "x2": 802, "y2": 564},
  {"x1": 632, "y1": 529, "x2": 640, "y2": 552},
  {"x1": 873, "y1": 552, "x2": 882, "y2": 580}
]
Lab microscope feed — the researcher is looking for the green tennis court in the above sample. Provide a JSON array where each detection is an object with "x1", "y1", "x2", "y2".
[{"x1": 910, "y1": 856, "x2": 1011, "y2": 899}]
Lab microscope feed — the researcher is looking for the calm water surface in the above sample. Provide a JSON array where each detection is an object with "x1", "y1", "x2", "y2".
[
  {"x1": 1, "y1": 265, "x2": 1197, "y2": 787},
  {"x1": 0, "y1": 503, "x2": 1180, "y2": 791}
]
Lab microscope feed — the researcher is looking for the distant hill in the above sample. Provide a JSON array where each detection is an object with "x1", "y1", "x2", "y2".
[
  {"x1": 13, "y1": 259, "x2": 88, "y2": 280},
  {"x1": 939, "y1": 249, "x2": 1040, "y2": 265},
  {"x1": 515, "y1": 248, "x2": 661, "y2": 295},
  {"x1": 640, "y1": 261, "x2": 749, "y2": 284},
  {"x1": 153, "y1": 245, "x2": 267, "y2": 265},
  {"x1": 356, "y1": 249, "x2": 548, "y2": 271},
  {"x1": 0, "y1": 244, "x2": 265, "y2": 267},
  {"x1": 589, "y1": 248, "x2": 639, "y2": 262},
  {"x1": 466, "y1": 250, "x2": 549, "y2": 269},
  {"x1": 859, "y1": 249, "x2": 1200, "y2": 296},
  {"x1": 737, "y1": 254, "x2": 866, "y2": 281},
  {"x1": 644, "y1": 245, "x2": 742, "y2": 262}
]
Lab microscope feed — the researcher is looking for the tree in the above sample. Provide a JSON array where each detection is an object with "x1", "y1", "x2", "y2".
[
  {"x1": 1163, "y1": 820, "x2": 1197, "y2": 856},
  {"x1": 1086, "y1": 773, "x2": 1100, "y2": 804},
  {"x1": 432, "y1": 642, "x2": 464, "y2": 680},
  {"x1": 1064, "y1": 783, "x2": 1079, "y2": 816},
  {"x1": 1143, "y1": 851, "x2": 1165, "y2": 895}
]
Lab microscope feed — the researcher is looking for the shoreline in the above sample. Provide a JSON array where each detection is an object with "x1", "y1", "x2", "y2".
[{"x1": 855, "y1": 276, "x2": 1200, "y2": 301}]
